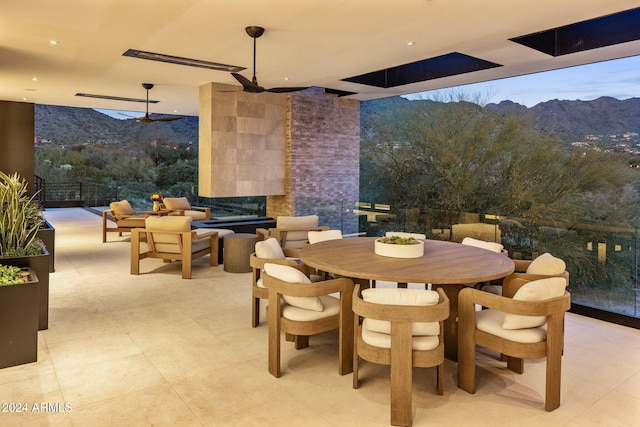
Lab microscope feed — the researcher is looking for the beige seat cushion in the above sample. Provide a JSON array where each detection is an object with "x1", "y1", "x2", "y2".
[
  {"x1": 281, "y1": 295, "x2": 340, "y2": 321},
  {"x1": 361, "y1": 288, "x2": 440, "y2": 336},
  {"x1": 110, "y1": 200, "x2": 134, "y2": 217},
  {"x1": 162, "y1": 197, "x2": 191, "y2": 210},
  {"x1": 255, "y1": 238, "x2": 286, "y2": 259},
  {"x1": 502, "y1": 277, "x2": 567, "y2": 329},
  {"x1": 476, "y1": 309, "x2": 547, "y2": 343},
  {"x1": 526, "y1": 253, "x2": 566, "y2": 275},
  {"x1": 264, "y1": 263, "x2": 323, "y2": 312},
  {"x1": 144, "y1": 216, "x2": 201, "y2": 254},
  {"x1": 276, "y1": 215, "x2": 319, "y2": 243},
  {"x1": 361, "y1": 322, "x2": 440, "y2": 350},
  {"x1": 461, "y1": 237, "x2": 504, "y2": 253},
  {"x1": 181, "y1": 210, "x2": 208, "y2": 221},
  {"x1": 198, "y1": 228, "x2": 234, "y2": 238},
  {"x1": 308, "y1": 230, "x2": 343, "y2": 244}
]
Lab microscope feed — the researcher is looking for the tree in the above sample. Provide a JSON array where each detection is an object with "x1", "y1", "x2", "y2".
[{"x1": 360, "y1": 95, "x2": 640, "y2": 300}]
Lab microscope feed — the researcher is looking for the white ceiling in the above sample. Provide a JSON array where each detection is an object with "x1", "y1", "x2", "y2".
[{"x1": 2, "y1": 0, "x2": 640, "y2": 117}]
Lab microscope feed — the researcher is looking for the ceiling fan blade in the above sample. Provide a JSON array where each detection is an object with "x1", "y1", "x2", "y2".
[
  {"x1": 152, "y1": 116, "x2": 182, "y2": 122},
  {"x1": 232, "y1": 73, "x2": 265, "y2": 93},
  {"x1": 267, "y1": 87, "x2": 309, "y2": 93}
]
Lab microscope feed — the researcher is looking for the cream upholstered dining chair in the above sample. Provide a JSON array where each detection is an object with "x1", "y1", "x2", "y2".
[
  {"x1": 461, "y1": 237, "x2": 507, "y2": 294},
  {"x1": 352, "y1": 285, "x2": 449, "y2": 426},
  {"x1": 262, "y1": 263, "x2": 354, "y2": 378},
  {"x1": 102, "y1": 200, "x2": 147, "y2": 242},
  {"x1": 307, "y1": 229, "x2": 343, "y2": 279},
  {"x1": 256, "y1": 215, "x2": 329, "y2": 253},
  {"x1": 161, "y1": 197, "x2": 210, "y2": 220},
  {"x1": 307, "y1": 229, "x2": 343, "y2": 243},
  {"x1": 457, "y1": 276, "x2": 571, "y2": 411},
  {"x1": 130, "y1": 216, "x2": 218, "y2": 279},
  {"x1": 502, "y1": 253, "x2": 569, "y2": 298},
  {"x1": 249, "y1": 237, "x2": 306, "y2": 327}
]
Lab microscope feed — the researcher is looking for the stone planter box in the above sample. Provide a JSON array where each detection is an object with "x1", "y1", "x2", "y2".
[
  {"x1": 374, "y1": 239, "x2": 424, "y2": 258},
  {"x1": 0, "y1": 269, "x2": 39, "y2": 369}
]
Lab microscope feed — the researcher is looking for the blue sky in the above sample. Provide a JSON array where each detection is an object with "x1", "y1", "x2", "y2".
[{"x1": 405, "y1": 55, "x2": 640, "y2": 107}]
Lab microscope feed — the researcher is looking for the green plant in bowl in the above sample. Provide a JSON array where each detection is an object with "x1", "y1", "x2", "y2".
[{"x1": 378, "y1": 235, "x2": 421, "y2": 245}]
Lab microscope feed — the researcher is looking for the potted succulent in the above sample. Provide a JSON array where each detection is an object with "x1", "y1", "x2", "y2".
[
  {"x1": 0, "y1": 171, "x2": 50, "y2": 330},
  {"x1": 374, "y1": 235, "x2": 425, "y2": 258},
  {"x1": 0, "y1": 264, "x2": 39, "y2": 368}
]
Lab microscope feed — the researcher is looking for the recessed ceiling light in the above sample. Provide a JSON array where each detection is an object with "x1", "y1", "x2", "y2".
[
  {"x1": 49, "y1": 40, "x2": 58, "y2": 45},
  {"x1": 406, "y1": 41, "x2": 415, "y2": 46},
  {"x1": 32, "y1": 77, "x2": 38, "y2": 81},
  {"x1": 123, "y1": 49, "x2": 245, "y2": 72}
]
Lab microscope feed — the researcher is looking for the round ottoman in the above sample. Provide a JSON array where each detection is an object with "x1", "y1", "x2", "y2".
[{"x1": 223, "y1": 233, "x2": 259, "y2": 273}]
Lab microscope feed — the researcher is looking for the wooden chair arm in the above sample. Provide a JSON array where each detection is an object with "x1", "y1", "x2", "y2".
[
  {"x1": 250, "y1": 253, "x2": 301, "y2": 267},
  {"x1": 460, "y1": 287, "x2": 571, "y2": 317},
  {"x1": 255, "y1": 228, "x2": 270, "y2": 241},
  {"x1": 264, "y1": 275, "x2": 354, "y2": 298},
  {"x1": 190, "y1": 206, "x2": 211, "y2": 216}
]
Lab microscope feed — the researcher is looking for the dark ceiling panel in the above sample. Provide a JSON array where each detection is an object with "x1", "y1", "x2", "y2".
[
  {"x1": 342, "y1": 52, "x2": 502, "y2": 88},
  {"x1": 511, "y1": 7, "x2": 640, "y2": 56}
]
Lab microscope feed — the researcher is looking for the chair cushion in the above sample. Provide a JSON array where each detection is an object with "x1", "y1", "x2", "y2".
[
  {"x1": 197, "y1": 228, "x2": 234, "y2": 238},
  {"x1": 361, "y1": 288, "x2": 440, "y2": 336},
  {"x1": 163, "y1": 197, "x2": 191, "y2": 210},
  {"x1": 308, "y1": 229, "x2": 343, "y2": 244},
  {"x1": 502, "y1": 277, "x2": 567, "y2": 330},
  {"x1": 385, "y1": 231, "x2": 426, "y2": 240},
  {"x1": 461, "y1": 237, "x2": 504, "y2": 253},
  {"x1": 145, "y1": 216, "x2": 191, "y2": 231},
  {"x1": 110, "y1": 200, "x2": 134, "y2": 217},
  {"x1": 276, "y1": 214, "x2": 319, "y2": 229},
  {"x1": 282, "y1": 295, "x2": 339, "y2": 321},
  {"x1": 255, "y1": 238, "x2": 286, "y2": 259},
  {"x1": 277, "y1": 215, "x2": 319, "y2": 243},
  {"x1": 264, "y1": 263, "x2": 323, "y2": 312},
  {"x1": 361, "y1": 322, "x2": 440, "y2": 350},
  {"x1": 476, "y1": 309, "x2": 547, "y2": 343},
  {"x1": 526, "y1": 253, "x2": 566, "y2": 275},
  {"x1": 181, "y1": 210, "x2": 208, "y2": 221}
]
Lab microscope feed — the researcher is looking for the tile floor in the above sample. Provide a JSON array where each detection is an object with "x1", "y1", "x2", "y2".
[{"x1": 1, "y1": 208, "x2": 639, "y2": 426}]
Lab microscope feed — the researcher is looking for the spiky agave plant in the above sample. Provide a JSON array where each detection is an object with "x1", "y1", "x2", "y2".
[{"x1": 0, "y1": 171, "x2": 44, "y2": 257}]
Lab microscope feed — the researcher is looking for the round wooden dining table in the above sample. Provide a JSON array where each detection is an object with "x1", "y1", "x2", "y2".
[{"x1": 301, "y1": 237, "x2": 515, "y2": 360}]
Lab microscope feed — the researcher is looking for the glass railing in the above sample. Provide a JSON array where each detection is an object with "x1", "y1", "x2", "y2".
[
  {"x1": 42, "y1": 182, "x2": 639, "y2": 321},
  {"x1": 297, "y1": 198, "x2": 639, "y2": 320}
]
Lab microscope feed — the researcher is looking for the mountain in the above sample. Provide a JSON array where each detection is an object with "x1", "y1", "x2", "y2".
[
  {"x1": 35, "y1": 104, "x2": 199, "y2": 147},
  {"x1": 485, "y1": 96, "x2": 640, "y2": 143}
]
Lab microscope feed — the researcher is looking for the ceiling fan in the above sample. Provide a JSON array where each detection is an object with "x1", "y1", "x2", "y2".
[
  {"x1": 136, "y1": 83, "x2": 182, "y2": 122},
  {"x1": 231, "y1": 26, "x2": 308, "y2": 94}
]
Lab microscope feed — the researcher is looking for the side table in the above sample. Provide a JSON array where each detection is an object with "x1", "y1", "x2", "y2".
[{"x1": 223, "y1": 233, "x2": 259, "y2": 273}]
